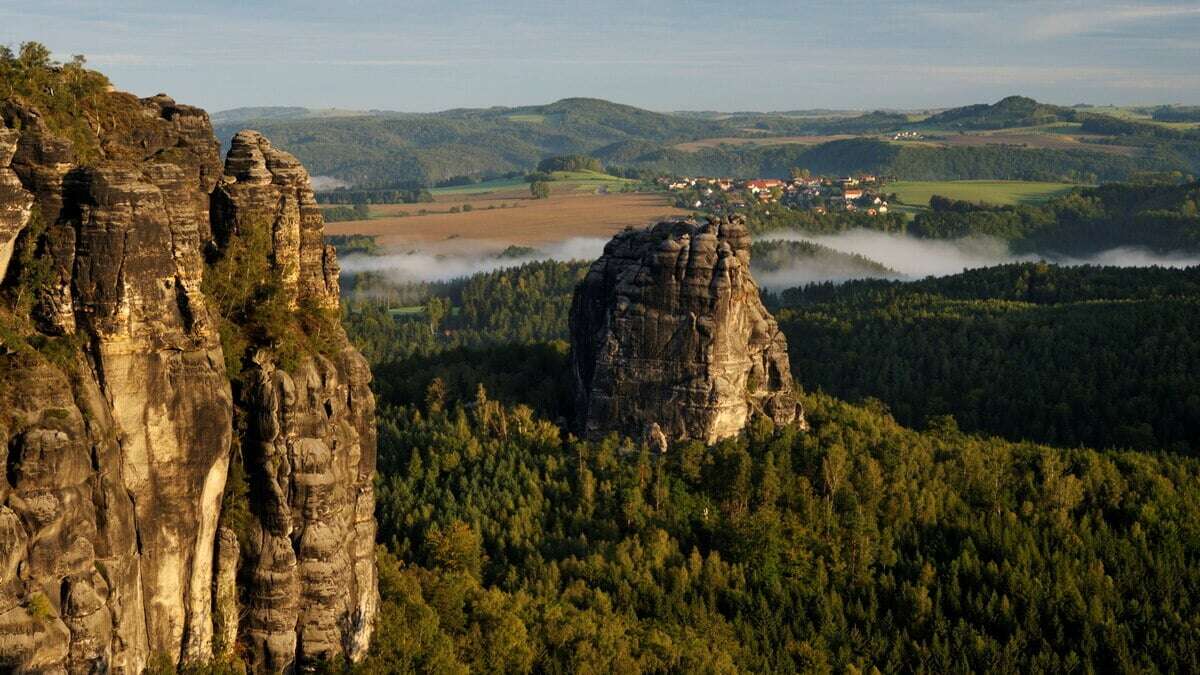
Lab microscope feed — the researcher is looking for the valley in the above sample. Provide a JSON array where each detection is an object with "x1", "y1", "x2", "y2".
[{"x1": 2, "y1": 22, "x2": 1200, "y2": 675}]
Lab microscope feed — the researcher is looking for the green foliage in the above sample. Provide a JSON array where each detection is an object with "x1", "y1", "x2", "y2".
[
  {"x1": 366, "y1": 388, "x2": 1200, "y2": 672},
  {"x1": 321, "y1": 203, "x2": 371, "y2": 222},
  {"x1": 25, "y1": 592, "x2": 53, "y2": 624},
  {"x1": 909, "y1": 181, "x2": 1200, "y2": 253},
  {"x1": 348, "y1": 243, "x2": 1200, "y2": 672},
  {"x1": 202, "y1": 218, "x2": 286, "y2": 376},
  {"x1": 316, "y1": 187, "x2": 432, "y2": 204},
  {"x1": 751, "y1": 240, "x2": 895, "y2": 277},
  {"x1": 212, "y1": 97, "x2": 730, "y2": 187},
  {"x1": 529, "y1": 180, "x2": 551, "y2": 199},
  {"x1": 202, "y1": 216, "x2": 340, "y2": 377},
  {"x1": 219, "y1": 453, "x2": 253, "y2": 551},
  {"x1": 0, "y1": 43, "x2": 113, "y2": 162},
  {"x1": 5, "y1": 210, "x2": 54, "y2": 315},
  {"x1": 144, "y1": 653, "x2": 247, "y2": 675},
  {"x1": 739, "y1": 200, "x2": 907, "y2": 235},
  {"x1": 325, "y1": 233, "x2": 381, "y2": 256},
  {"x1": 774, "y1": 263, "x2": 1200, "y2": 453},
  {"x1": 538, "y1": 154, "x2": 603, "y2": 173},
  {"x1": 915, "y1": 96, "x2": 1080, "y2": 130},
  {"x1": 1153, "y1": 106, "x2": 1200, "y2": 124},
  {"x1": 604, "y1": 136, "x2": 1182, "y2": 183}
]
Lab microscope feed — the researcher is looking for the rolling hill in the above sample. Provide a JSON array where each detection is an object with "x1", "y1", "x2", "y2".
[
  {"x1": 212, "y1": 98, "x2": 731, "y2": 186},
  {"x1": 914, "y1": 95, "x2": 1081, "y2": 130},
  {"x1": 214, "y1": 96, "x2": 1197, "y2": 186}
]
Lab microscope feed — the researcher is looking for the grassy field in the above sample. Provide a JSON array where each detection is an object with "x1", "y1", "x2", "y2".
[
  {"x1": 429, "y1": 177, "x2": 528, "y2": 196},
  {"x1": 429, "y1": 170, "x2": 631, "y2": 197},
  {"x1": 890, "y1": 180, "x2": 1079, "y2": 207},
  {"x1": 506, "y1": 113, "x2": 546, "y2": 124}
]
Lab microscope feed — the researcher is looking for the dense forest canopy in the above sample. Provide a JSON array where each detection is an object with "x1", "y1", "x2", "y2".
[
  {"x1": 773, "y1": 263, "x2": 1200, "y2": 454},
  {"x1": 341, "y1": 251, "x2": 1200, "y2": 672},
  {"x1": 909, "y1": 181, "x2": 1200, "y2": 253}
]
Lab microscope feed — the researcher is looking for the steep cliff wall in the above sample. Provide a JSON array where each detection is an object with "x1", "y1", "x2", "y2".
[
  {"x1": 570, "y1": 217, "x2": 802, "y2": 447},
  {"x1": 0, "y1": 75, "x2": 376, "y2": 672}
]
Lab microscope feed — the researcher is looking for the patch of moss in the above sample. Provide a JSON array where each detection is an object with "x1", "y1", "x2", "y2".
[{"x1": 25, "y1": 592, "x2": 53, "y2": 625}]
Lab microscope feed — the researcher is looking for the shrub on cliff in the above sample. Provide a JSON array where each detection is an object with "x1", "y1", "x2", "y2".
[{"x1": 0, "y1": 42, "x2": 113, "y2": 162}]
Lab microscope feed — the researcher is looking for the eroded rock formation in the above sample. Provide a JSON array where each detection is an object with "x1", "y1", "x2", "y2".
[
  {"x1": 570, "y1": 216, "x2": 803, "y2": 446},
  {"x1": 0, "y1": 86, "x2": 375, "y2": 672}
]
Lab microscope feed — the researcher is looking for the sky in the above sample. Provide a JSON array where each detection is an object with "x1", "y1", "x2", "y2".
[{"x1": 2, "y1": 0, "x2": 1199, "y2": 113}]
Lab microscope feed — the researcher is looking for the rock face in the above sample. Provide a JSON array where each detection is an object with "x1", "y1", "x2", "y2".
[
  {"x1": 0, "y1": 87, "x2": 376, "y2": 672},
  {"x1": 570, "y1": 217, "x2": 802, "y2": 446},
  {"x1": 214, "y1": 132, "x2": 377, "y2": 670}
]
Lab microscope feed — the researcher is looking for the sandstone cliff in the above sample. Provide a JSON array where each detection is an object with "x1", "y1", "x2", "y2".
[
  {"x1": 570, "y1": 217, "x2": 802, "y2": 447},
  {"x1": 0, "y1": 73, "x2": 375, "y2": 672}
]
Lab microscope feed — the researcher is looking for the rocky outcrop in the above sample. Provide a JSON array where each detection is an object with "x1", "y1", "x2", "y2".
[
  {"x1": 214, "y1": 132, "x2": 376, "y2": 670},
  {"x1": 570, "y1": 216, "x2": 802, "y2": 446},
  {"x1": 0, "y1": 84, "x2": 376, "y2": 672},
  {"x1": 0, "y1": 127, "x2": 33, "y2": 279}
]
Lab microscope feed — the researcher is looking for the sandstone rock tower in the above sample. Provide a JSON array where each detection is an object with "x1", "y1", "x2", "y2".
[
  {"x1": 570, "y1": 216, "x2": 802, "y2": 447},
  {"x1": 0, "y1": 78, "x2": 375, "y2": 671}
]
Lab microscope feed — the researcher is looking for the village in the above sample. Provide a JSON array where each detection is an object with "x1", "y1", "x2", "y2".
[{"x1": 660, "y1": 172, "x2": 894, "y2": 217}]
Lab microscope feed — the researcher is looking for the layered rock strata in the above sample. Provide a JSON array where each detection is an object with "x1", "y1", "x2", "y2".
[
  {"x1": 0, "y1": 87, "x2": 376, "y2": 673},
  {"x1": 570, "y1": 216, "x2": 802, "y2": 447}
]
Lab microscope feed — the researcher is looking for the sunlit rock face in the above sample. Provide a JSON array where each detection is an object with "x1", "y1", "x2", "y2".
[
  {"x1": 0, "y1": 88, "x2": 375, "y2": 673},
  {"x1": 215, "y1": 131, "x2": 377, "y2": 671},
  {"x1": 570, "y1": 216, "x2": 803, "y2": 447}
]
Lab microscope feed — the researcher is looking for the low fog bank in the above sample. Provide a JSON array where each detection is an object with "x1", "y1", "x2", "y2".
[
  {"x1": 758, "y1": 229, "x2": 1200, "y2": 287},
  {"x1": 310, "y1": 175, "x2": 351, "y2": 191},
  {"x1": 338, "y1": 237, "x2": 610, "y2": 283},
  {"x1": 339, "y1": 229, "x2": 1200, "y2": 289}
]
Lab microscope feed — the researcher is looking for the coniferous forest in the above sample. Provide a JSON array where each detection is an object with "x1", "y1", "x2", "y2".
[{"x1": 341, "y1": 258, "x2": 1200, "y2": 673}]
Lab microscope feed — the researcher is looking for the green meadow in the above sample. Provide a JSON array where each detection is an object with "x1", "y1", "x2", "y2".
[{"x1": 890, "y1": 180, "x2": 1079, "y2": 207}]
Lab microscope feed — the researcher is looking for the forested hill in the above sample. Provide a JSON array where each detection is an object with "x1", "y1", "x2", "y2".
[
  {"x1": 212, "y1": 97, "x2": 730, "y2": 186},
  {"x1": 915, "y1": 95, "x2": 1080, "y2": 130},
  {"x1": 909, "y1": 180, "x2": 1200, "y2": 253},
  {"x1": 598, "y1": 137, "x2": 1184, "y2": 184},
  {"x1": 774, "y1": 263, "x2": 1200, "y2": 453},
  {"x1": 213, "y1": 96, "x2": 1198, "y2": 186}
]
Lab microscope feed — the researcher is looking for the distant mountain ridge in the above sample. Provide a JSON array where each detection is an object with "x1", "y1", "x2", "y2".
[{"x1": 213, "y1": 96, "x2": 1193, "y2": 186}]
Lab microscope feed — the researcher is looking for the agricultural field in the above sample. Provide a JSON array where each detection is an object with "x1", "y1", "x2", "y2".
[
  {"x1": 889, "y1": 180, "x2": 1080, "y2": 207},
  {"x1": 324, "y1": 191, "x2": 686, "y2": 250}
]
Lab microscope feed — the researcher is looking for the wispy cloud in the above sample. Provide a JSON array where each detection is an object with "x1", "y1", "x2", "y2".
[{"x1": 1024, "y1": 4, "x2": 1200, "y2": 40}]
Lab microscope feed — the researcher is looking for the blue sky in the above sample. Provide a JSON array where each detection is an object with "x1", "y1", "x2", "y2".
[{"x1": 3, "y1": 0, "x2": 1198, "y2": 112}]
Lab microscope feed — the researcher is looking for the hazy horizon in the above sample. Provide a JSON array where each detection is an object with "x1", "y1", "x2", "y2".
[
  {"x1": 3, "y1": 0, "x2": 1199, "y2": 113},
  {"x1": 207, "y1": 95, "x2": 1191, "y2": 118}
]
